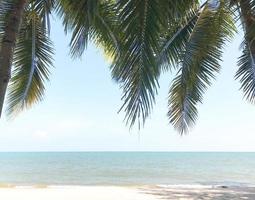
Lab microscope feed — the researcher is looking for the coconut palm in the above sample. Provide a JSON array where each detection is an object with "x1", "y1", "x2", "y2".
[
  {"x1": 0, "y1": 0, "x2": 55, "y2": 117},
  {"x1": 0, "y1": 0, "x2": 196, "y2": 123},
  {"x1": 0, "y1": 0, "x2": 254, "y2": 136},
  {"x1": 0, "y1": 0, "x2": 119, "y2": 117}
]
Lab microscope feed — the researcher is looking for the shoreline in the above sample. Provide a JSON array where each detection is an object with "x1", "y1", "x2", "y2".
[
  {"x1": 0, "y1": 185, "x2": 254, "y2": 200},
  {"x1": 0, "y1": 182, "x2": 254, "y2": 188}
]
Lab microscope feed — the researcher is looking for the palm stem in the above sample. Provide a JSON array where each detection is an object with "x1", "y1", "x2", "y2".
[
  {"x1": 0, "y1": 0, "x2": 27, "y2": 117},
  {"x1": 239, "y1": 0, "x2": 255, "y2": 53}
]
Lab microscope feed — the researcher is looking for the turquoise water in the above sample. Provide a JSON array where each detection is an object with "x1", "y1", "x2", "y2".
[{"x1": 0, "y1": 152, "x2": 254, "y2": 186}]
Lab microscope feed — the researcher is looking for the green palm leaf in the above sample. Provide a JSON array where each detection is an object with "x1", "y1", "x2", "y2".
[
  {"x1": 236, "y1": 41, "x2": 255, "y2": 102},
  {"x1": 111, "y1": 0, "x2": 164, "y2": 128},
  {"x1": 57, "y1": 0, "x2": 99, "y2": 58},
  {"x1": 33, "y1": 0, "x2": 56, "y2": 33},
  {"x1": 57, "y1": 0, "x2": 118, "y2": 59},
  {"x1": 235, "y1": 0, "x2": 255, "y2": 103},
  {"x1": 158, "y1": 12, "x2": 198, "y2": 71},
  {"x1": 91, "y1": 0, "x2": 119, "y2": 60},
  {"x1": 168, "y1": 2, "x2": 236, "y2": 134},
  {"x1": 157, "y1": 1, "x2": 204, "y2": 71},
  {"x1": 6, "y1": 10, "x2": 54, "y2": 116},
  {"x1": 112, "y1": 0, "x2": 199, "y2": 128}
]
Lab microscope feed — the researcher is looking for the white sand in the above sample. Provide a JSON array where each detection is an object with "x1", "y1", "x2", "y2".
[
  {"x1": 0, "y1": 186, "x2": 159, "y2": 200},
  {"x1": 0, "y1": 185, "x2": 254, "y2": 200}
]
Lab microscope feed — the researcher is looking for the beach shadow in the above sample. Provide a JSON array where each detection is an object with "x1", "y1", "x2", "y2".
[{"x1": 140, "y1": 186, "x2": 255, "y2": 200}]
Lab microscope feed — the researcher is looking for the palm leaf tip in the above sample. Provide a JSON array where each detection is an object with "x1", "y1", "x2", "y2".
[{"x1": 235, "y1": 41, "x2": 255, "y2": 103}]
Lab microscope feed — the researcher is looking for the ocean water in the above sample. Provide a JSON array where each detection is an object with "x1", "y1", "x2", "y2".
[{"x1": 0, "y1": 152, "x2": 254, "y2": 186}]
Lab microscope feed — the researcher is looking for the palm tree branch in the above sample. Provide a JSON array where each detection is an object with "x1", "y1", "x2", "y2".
[
  {"x1": 235, "y1": 0, "x2": 255, "y2": 103},
  {"x1": 168, "y1": 2, "x2": 236, "y2": 134},
  {"x1": 6, "y1": 10, "x2": 54, "y2": 116}
]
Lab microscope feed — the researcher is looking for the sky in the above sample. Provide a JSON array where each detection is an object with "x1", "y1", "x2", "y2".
[{"x1": 0, "y1": 17, "x2": 254, "y2": 152}]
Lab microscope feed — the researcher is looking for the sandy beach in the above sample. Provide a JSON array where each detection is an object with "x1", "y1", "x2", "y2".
[
  {"x1": 0, "y1": 186, "x2": 157, "y2": 200},
  {"x1": 0, "y1": 185, "x2": 254, "y2": 200}
]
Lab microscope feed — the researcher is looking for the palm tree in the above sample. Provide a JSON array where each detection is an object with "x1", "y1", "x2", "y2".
[
  {"x1": 0, "y1": 0, "x2": 118, "y2": 117},
  {"x1": 0, "y1": 0, "x2": 254, "y2": 136},
  {"x1": 0, "y1": 0, "x2": 194, "y2": 121},
  {"x1": 0, "y1": 0, "x2": 55, "y2": 117},
  {"x1": 0, "y1": 0, "x2": 27, "y2": 117}
]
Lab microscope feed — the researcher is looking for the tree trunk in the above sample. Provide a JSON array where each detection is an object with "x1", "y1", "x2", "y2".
[
  {"x1": 239, "y1": 0, "x2": 255, "y2": 53},
  {"x1": 0, "y1": 0, "x2": 27, "y2": 117}
]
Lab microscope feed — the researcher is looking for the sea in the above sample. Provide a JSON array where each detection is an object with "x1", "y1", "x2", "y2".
[{"x1": 0, "y1": 152, "x2": 254, "y2": 187}]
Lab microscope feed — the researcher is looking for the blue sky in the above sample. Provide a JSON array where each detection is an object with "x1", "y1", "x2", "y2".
[{"x1": 0, "y1": 18, "x2": 254, "y2": 152}]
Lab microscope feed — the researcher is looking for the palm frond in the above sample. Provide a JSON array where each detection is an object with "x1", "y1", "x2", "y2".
[
  {"x1": 158, "y1": 12, "x2": 198, "y2": 71},
  {"x1": 235, "y1": 0, "x2": 255, "y2": 103},
  {"x1": 57, "y1": 0, "x2": 99, "y2": 58},
  {"x1": 236, "y1": 41, "x2": 255, "y2": 102},
  {"x1": 111, "y1": 0, "x2": 164, "y2": 128},
  {"x1": 111, "y1": 0, "x2": 200, "y2": 128},
  {"x1": 33, "y1": 0, "x2": 56, "y2": 34},
  {"x1": 168, "y1": 2, "x2": 236, "y2": 134},
  {"x1": 164, "y1": 0, "x2": 200, "y2": 20},
  {"x1": 157, "y1": 1, "x2": 205, "y2": 71},
  {"x1": 6, "y1": 10, "x2": 54, "y2": 116},
  {"x1": 57, "y1": 0, "x2": 118, "y2": 59},
  {"x1": 91, "y1": 0, "x2": 119, "y2": 61}
]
